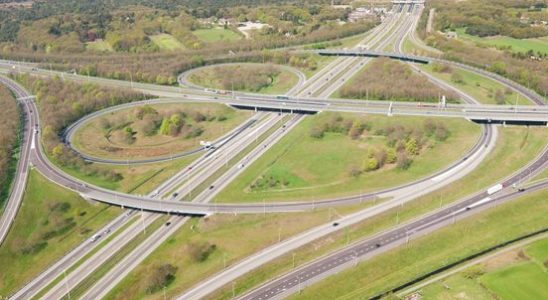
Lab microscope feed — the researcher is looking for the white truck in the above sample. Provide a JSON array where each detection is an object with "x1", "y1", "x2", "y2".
[{"x1": 487, "y1": 183, "x2": 503, "y2": 195}]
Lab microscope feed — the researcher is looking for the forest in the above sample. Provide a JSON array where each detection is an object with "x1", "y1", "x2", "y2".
[
  {"x1": 9, "y1": 73, "x2": 151, "y2": 181},
  {"x1": 419, "y1": 0, "x2": 548, "y2": 97},
  {"x1": 0, "y1": 0, "x2": 377, "y2": 86},
  {"x1": 0, "y1": 84, "x2": 20, "y2": 209},
  {"x1": 0, "y1": 0, "x2": 368, "y2": 53},
  {"x1": 339, "y1": 58, "x2": 460, "y2": 103},
  {"x1": 431, "y1": 0, "x2": 548, "y2": 39}
]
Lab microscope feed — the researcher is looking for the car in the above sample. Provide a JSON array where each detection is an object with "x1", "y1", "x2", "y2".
[
  {"x1": 90, "y1": 234, "x2": 101, "y2": 242},
  {"x1": 172, "y1": 192, "x2": 179, "y2": 198},
  {"x1": 375, "y1": 243, "x2": 381, "y2": 248},
  {"x1": 332, "y1": 222, "x2": 339, "y2": 227},
  {"x1": 209, "y1": 185, "x2": 214, "y2": 190},
  {"x1": 165, "y1": 222, "x2": 172, "y2": 226}
]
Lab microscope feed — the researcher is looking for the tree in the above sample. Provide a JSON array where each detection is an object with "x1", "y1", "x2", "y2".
[
  {"x1": 159, "y1": 118, "x2": 170, "y2": 135},
  {"x1": 309, "y1": 126, "x2": 324, "y2": 139},
  {"x1": 349, "y1": 121, "x2": 363, "y2": 140},
  {"x1": 405, "y1": 138, "x2": 419, "y2": 156},
  {"x1": 494, "y1": 89, "x2": 505, "y2": 105},
  {"x1": 144, "y1": 264, "x2": 178, "y2": 294},
  {"x1": 364, "y1": 157, "x2": 379, "y2": 172},
  {"x1": 396, "y1": 152, "x2": 412, "y2": 170},
  {"x1": 386, "y1": 148, "x2": 397, "y2": 164}
]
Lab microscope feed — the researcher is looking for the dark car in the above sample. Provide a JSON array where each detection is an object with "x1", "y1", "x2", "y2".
[{"x1": 332, "y1": 222, "x2": 339, "y2": 227}]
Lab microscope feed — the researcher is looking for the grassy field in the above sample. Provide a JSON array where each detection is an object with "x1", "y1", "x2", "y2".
[
  {"x1": 286, "y1": 188, "x2": 548, "y2": 300},
  {"x1": 103, "y1": 201, "x2": 378, "y2": 300},
  {"x1": 72, "y1": 103, "x2": 252, "y2": 160},
  {"x1": 207, "y1": 126, "x2": 548, "y2": 299},
  {"x1": 215, "y1": 113, "x2": 480, "y2": 203},
  {"x1": 455, "y1": 28, "x2": 548, "y2": 55},
  {"x1": 149, "y1": 34, "x2": 185, "y2": 51},
  {"x1": 419, "y1": 237, "x2": 548, "y2": 300},
  {"x1": 85, "y1": 39, "x2": 114, "y2": 52},
  {"x1": 420, "y1": 63, "x2": 532, "y2": 105},
  {"x1": 61, "y1": 153, "x2": 200, "y2": 194},
  {"x1": 193, "y1": 28, "x2": 241, "y2": 42},
  {"x1": 188, "y1": 64, "x2": 299, "y2": 95},
  {"x1": 0, "y1": 170, "x2": 120, "y2": 296}
]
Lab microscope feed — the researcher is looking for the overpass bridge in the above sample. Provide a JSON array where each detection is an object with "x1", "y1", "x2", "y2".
[
  {"x1": 316, "y1": 49, "x2": 430, "y2": 64},
  {"x1": 392, "y1": 0, "x2": 425, "y2": 4},
  {"x1": 228, "y1": 96, "x2": 548, "y2": 125}
]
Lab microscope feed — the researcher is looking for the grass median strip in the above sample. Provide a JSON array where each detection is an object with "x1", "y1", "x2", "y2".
[
  {"x1": 60, "y1": 216, "x2": 168, "y2": 300},
  {"x1": 31, "y1": 215, "x2": 139, "y2": 299},
  {"x1": 168, "y1": 115, "x2": 291, "y2": 199}
]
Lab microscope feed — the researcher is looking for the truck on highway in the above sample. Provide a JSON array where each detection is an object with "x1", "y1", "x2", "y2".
[
  {"x1": 487, "y1": 183, "x2": 503, "y2": 195},
  {"x1": 276, "y1": 95, "x2": 289, "y2": 100}
]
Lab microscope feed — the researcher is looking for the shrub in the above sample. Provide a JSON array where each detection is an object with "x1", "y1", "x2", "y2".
[
  {"x1": 144, "y1": 264, "x2": 178, "y2": 294},
  {"x1": 188, "y1": 242, "x2": 217, "y2": 262},
  {"x1": 396, "y1": 152, "x2": 412, "y2": 170}
]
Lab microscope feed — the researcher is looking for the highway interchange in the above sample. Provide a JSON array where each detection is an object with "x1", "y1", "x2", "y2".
[{"x1": 0, "y1": 2, "x2": 547, "y2": 300}]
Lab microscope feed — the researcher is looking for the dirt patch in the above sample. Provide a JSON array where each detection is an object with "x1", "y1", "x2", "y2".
[{"x1": 482, "y1": 248, "x2": 529, "y2": 272}]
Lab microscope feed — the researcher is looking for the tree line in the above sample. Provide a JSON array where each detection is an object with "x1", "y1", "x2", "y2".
[
  {"x1": 339, "y1": 58, "x2": 460, "y2": 103},
  {"x1": 10, "y1": 73, "x2": 151, "y2": 181},
  {"x1": 417, "y1": 0, "x2": 548, "y2": 98},
  {"x1": 0, "y1": 84, "x2": 20, "y2": 209}
]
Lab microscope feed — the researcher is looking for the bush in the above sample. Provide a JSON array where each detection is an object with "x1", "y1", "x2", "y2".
[
  {"x1": 309, "y1": 126, "x2": 325, "y2": 139},
  {"x1": 144, "y1": 264, "x2": 178, "y2": 294},
  {"x1": 188, "y1": 242, "x2": 217, "y2": 262},
  {"x1": 396, "y1": 152, "x2": 412, "y2": 170},
  {"x1": 364, "y1": 157, "x2": 379, "y2": 172},
  {"x1": 450, "y1": 71, "x2": 464, "y2": 84}
]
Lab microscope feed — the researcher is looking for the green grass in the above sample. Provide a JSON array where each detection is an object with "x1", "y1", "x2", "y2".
[
  {"x1": 0, "y1": 170, "x2": 120, "y2": 296},
  {"x1": 455, "y1": 28, "x2": 548, "y2": 55},
  {"x1": 416, "y1": 236, "x2": 548, "y2": 300},
  {"x1": 215, "y1": 113, "x2": 480, "y2": 203},
  {"x1": 193, "y1": 28, "x2": 241, "y2": 42},
  {"x1": 480, "y1": 261, "x2": 548, "y2": 300},
  {"x1": 287, "y1": 188, "x2": 548, "y2": 300},
  {"x1": 85, "y1": 39, "x2": 114, "y2": 52},
  {"x1": 419, "y1": 273, "x2": 494, "y2": 300},
  {"x1": 420, "y1": 63, "x2": 532, "y2": 105},
  {"x1": 60, "y1": 153, "x2": 200, "y2": 195},
  {"x1": 71, "y1": 103, "x2": 252, "y2": 160},
  {"x1": 103, "y1": 202, "x2": 377, "y2": 300},
  {"x1": 207, "y1": 126, "x2": 548, "y2": 299},
  {"x1": 149, "y1": 34, "x2": 185, "y2": 51},
  {"x1": 188, "y1": 64, "x2": 299, "y2": 95},
  {"x1": 526, "y1": 237, "x2": 548, "y2": 264}
]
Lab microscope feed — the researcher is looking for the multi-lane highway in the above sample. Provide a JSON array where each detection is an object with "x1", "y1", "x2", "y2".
[
  {"x1": 0, "y1": 77, "x2": 34, "y2": 245},
  {"x1": 0, "y1": 2, "x2": 546, "y2": 299},
  {"x1": 241, "y1": 176, "x2": 548, "y2": 300}
]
